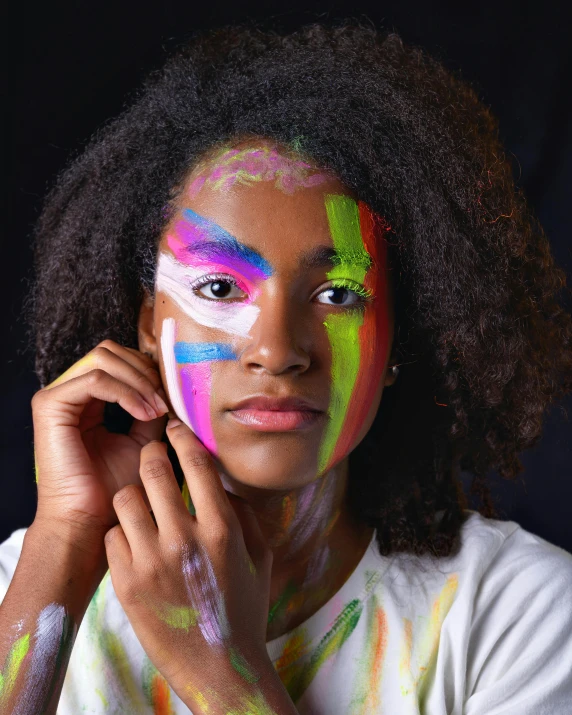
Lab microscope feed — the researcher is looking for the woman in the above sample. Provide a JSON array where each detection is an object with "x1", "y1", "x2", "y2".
[{"x1": 1, "y1": 21, "x2": 571, "y2": 714}]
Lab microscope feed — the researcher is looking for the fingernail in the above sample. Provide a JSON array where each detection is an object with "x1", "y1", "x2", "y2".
[
  {"x1": 167, "y1": 418, "x2": 182, "y2": 429},
  {"x1": 144, "y1": 401, "x2": 158, "y2": 419},
  {"x1": 154, "y1": 392, "x2": 169, "y2": 415}
]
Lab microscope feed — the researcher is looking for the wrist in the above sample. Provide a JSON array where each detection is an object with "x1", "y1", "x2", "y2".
[{"x1": 24, "y1": 518, "x2": 108, "y2": 612}]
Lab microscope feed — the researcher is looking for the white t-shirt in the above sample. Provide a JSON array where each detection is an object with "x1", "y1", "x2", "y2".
[{"x1": 1, "y1": 509, "x2": 571, "y2": 714}]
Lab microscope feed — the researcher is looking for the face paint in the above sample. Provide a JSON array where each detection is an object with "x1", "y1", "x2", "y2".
[
  {"x1": 317, "y1": 194, "x2": 390, "y2": 475},
  {"x1": 189, "y1": 145, "x2": 332, "y2": 197}
]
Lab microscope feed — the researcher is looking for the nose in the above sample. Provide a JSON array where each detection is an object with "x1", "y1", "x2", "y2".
[{"x1": 239, "y1": 288, "x2": 311, "y2": 376}]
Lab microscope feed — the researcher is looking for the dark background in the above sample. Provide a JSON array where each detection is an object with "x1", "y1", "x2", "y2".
[{"x1": 3, "y1": 1, "x2": 571, "y2": 549}]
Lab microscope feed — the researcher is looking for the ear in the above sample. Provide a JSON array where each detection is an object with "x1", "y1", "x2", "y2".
[
  {"x1": 384, "y1": 345, "x2": 400, "y2": 387},
  {"x1": 138, "y1": 289, "x2": 157, "y2": 361}
]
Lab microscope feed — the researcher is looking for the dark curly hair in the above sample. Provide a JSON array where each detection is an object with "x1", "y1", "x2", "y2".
[{"x1": 30, "y1": 21, "x2": 572, "y2": 558}]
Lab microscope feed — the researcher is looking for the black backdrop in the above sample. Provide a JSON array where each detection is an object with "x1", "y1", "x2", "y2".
[{"x1": 3, "y1": 0, "x2": 571, "y2": 550}]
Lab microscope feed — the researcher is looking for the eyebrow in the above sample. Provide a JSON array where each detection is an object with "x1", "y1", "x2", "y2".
[
  {"x1": 179, "y1": 209, "x2": 366, "y2": 275},
  {"x1": 180, "y1": 209, "x2": 273, "y2": 278}
]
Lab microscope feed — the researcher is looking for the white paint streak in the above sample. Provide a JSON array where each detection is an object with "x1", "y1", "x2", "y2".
[
  {"x1": 156, "y1": 252, "x2": 259, "y2": 338},
  {"x1": 14, "y1": 603, "x2": 67, "y2": 715},
  {"x1": 160, "y1": 317, "x2": 191, "y2": 428}
]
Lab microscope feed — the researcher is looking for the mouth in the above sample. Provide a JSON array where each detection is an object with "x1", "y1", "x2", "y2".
[
  {"x1": 227, "y1": 395, "x2": 325, "y2": 432},
  {"x1": 229, "y1": 409, "x2": 324, "y2": 431}
]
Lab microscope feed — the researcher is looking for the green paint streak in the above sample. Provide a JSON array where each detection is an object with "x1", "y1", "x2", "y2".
[
  {"x1": 141, "y1": 657, "x2": 156, "y2": 707},
  {"x1": 95, "y1": 687, "x2": 108, "y2": 708},
  {"x1": 318, "y1": 311, "x2": 363, "y2": 474},
  {"x1": 181, "y1": 481, "x2": 196, "y2": 515},
  {"x1": 224, "y1": 688, "x2": 278, "y2": 715},
  {"x1": 157, "y1": 604, "x2": 199, "y2": 632},
  {"x1": 87, "y1": 572, "x2": 147, "y2": 710},
  {"x1": 0, "y1": 633, "x2": 30, "y2": 702},
  {"x1": 317, "y1": 194, "x2": 371, "y2": 475},
  {"x1": 324, "y1": 194, "x2": 371, "y2": 285},
  {"x1": 349, "y1": 592, "x2": 381, "y2": 711},
  {"x1": 267, "y1": 579, "x2": 298, "y2": 625},
  {"x1": 229, "y1": 647, "x2": 260, "y2": 684},
  {"x1": 287, "y1": 598, "x2": 363, "y2": 703}
]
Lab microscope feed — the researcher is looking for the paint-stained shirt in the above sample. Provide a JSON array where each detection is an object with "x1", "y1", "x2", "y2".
[{"x1": 1, "y1": 509, "x2": 571, "y2": 714}]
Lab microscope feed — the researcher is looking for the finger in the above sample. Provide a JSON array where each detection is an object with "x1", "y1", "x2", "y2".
[
  {"x1": 38, "y1": 369, "x2": 162, "y2": 424},
  {"x1": 47, "y1": 342, "x2": 168, "y2": 416},
  {"x1": 112, "y1": 484, "x2": 157, "y2": 554},
  {"x1": 228, "y1": 495, "x2": 270, "y2": 571},
  {"x1": 138, "y1": 440, "x2": 190, "y2": 528},
  {"x1": 129, "y1": 413, "x2": 168, "y2": 448},
  {"x1": 166, "y1": 419, "x2": 234, "y2": 527},
  {"x1": 104, "y1": 524, "x2": 132, "y2": 565}
]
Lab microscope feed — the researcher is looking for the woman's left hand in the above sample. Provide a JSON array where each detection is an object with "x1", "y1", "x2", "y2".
[{"x1": 104, "y1": 418, "x2": 294, "y2": 713}]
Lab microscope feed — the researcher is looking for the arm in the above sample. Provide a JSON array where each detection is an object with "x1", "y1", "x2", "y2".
[
  {"x1": 0, "y1": 340, "x2": 167, "y2": 714},
  {"x1": 0, "y1": 520, "x2": 107, "y2": 714}
]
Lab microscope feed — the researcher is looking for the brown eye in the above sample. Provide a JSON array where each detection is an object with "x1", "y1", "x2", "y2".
[
  {"x1": 316, "y1": 287, "x2": 361, "y2": 306},
  {"x1": 192, "y1": 274, "x2": 248, "y2": 300}
]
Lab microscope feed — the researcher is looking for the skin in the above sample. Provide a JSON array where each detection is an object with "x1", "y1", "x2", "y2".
[
  {"x1": 0, "y1": 138, "x2": 397, "y2": 714},
  {"x1": 139, "y1": 139, "x2": 398, "y2": 642}
]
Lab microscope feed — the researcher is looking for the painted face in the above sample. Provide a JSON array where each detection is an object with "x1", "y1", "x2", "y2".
[{"x1": 153, "y1": 144, "x2": 394, "y2": 490}]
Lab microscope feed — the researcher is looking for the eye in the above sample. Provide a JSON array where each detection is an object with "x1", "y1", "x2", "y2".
[
  {"x1": 190, "y1": 273, "x2": 248, "y2": 301},
  {"x1": 315, "y1": 282, "x2": 372, "y2": 308}
]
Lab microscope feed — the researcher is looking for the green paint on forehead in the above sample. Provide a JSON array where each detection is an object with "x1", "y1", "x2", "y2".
[
  {"x1": 324, "y1": 194, "x2": 371, "y2": 285},
  {"x1": 318, "y1": 310, "x2": 364, "y2": 475}
]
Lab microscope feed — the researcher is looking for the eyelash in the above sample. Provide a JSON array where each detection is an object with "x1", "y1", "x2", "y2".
[{"x1": 189, "y1": 272, "x2": 374, "y2": 308}]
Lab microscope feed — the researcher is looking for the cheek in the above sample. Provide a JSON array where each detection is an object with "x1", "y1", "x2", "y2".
[
  {"x1": 156, "y1": 251, "x2": 262, "y2": 339},
  {"x1": 159, "y1": 316, "x2": 237, "y2": 456},
  {"x1": 317, "y1": 202, "x2": 390, "y2": 475}
]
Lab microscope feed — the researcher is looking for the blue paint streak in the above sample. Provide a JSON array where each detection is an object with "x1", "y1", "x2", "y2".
[
  {"x1": 182, "y1": 209, "x2": 273, "y2": 277},
  {"x1": 174, "y1": 341, "x2": 237, "y2": 364}
]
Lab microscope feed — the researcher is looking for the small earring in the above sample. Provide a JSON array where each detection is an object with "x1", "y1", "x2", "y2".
[{"x1": 391, "y1": 365, "x2": 399, "y2": 377}]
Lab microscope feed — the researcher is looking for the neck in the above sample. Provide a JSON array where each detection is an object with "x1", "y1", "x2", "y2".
[{"x1": 218, "y1": 458, "x2": 375, "y2": 640}]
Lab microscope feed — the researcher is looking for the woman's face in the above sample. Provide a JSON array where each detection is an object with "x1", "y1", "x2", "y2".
[{"x1": 146, "y1": 144, "x2": 395, "y2": 491}]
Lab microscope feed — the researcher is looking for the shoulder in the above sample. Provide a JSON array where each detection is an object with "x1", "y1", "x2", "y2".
[
  {"x1": 457, "y1": 511, "x2": 572, "y2": 712},
  {"x1": 0, "y1": 528, "x2": 28, "y2": 603},
  {"x1": 458, "y1": 509, "x2": 572, "y2": 596}
]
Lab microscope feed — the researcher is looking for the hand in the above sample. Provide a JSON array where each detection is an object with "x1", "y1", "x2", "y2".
[
  {"x1": 32, "y1": 340, "x2": 169, "y2": 551},
  {"x1": 104, "y1": 419, "x2": 282, "y2": 712}
]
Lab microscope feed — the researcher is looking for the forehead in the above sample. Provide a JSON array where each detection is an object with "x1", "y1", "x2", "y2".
[{"x1": 164, "y1": 156, "x2": 354, "y2": 272}]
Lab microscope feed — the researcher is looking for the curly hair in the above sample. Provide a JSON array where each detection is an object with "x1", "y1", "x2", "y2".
[{"x1": 30, "y1": 21, "x2": 572, "y2": 558}]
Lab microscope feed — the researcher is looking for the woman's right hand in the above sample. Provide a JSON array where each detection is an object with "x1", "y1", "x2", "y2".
[{"x1": 31, "y1": 340, "x2": 169, "y2": 551}]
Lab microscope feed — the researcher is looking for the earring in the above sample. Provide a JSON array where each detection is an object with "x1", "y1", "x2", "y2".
[{"x1": 391, "y1": 365, "x2": 399, "y2": 377}]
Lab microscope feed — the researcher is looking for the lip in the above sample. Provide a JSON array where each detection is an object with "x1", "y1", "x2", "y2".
[
  {"x1": 229, "y1": 395, "x2": 323, "y2": 412},
  {"x1": 227, "y1": 395, "x2": 325, "y2": 432}
]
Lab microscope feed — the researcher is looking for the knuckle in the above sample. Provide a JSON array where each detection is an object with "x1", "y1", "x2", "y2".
[
  {"x1": 91, "y1": 346, "x2": 111, "y2": 366},
  {"x1": 86, "y1": 368, "x2": 107, "y2": 387},
  {"x1": 207, "y1": 523, "x2": 234, "y2": 551},
  {"x1": 31, "y1": 389, "x2": 47, "y2": 410},
  {"x1": 141, "y1": 458, "x2": 169, "y2": 483},
  {"x1": 97, "y1": 339, "x2": 117, "y2": 352},
  {"x1": 113, "y1": 484, "x2": 141, "y2": 510},
  {"x1": 181, "y1": 450, "x2": 212, "y2": 473},
  {"x1": 142, "y1": 364, "x2": 161, "y2": 385}
]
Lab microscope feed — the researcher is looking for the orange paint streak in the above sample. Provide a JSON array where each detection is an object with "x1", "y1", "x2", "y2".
[
  {"x1": 327, "y1": 202, "x2": 390, "y2": 468},
  {"x1": 151, "y1": 673, "x2": 173, "y2": 715},
  {"x1": 364, "y1": 606, "x2": 388, "y2": 711}
]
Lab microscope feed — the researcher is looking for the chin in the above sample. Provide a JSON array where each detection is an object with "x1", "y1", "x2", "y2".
[{"x1": 212, "y1": 449, "x2": 320, "y2": 494}]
